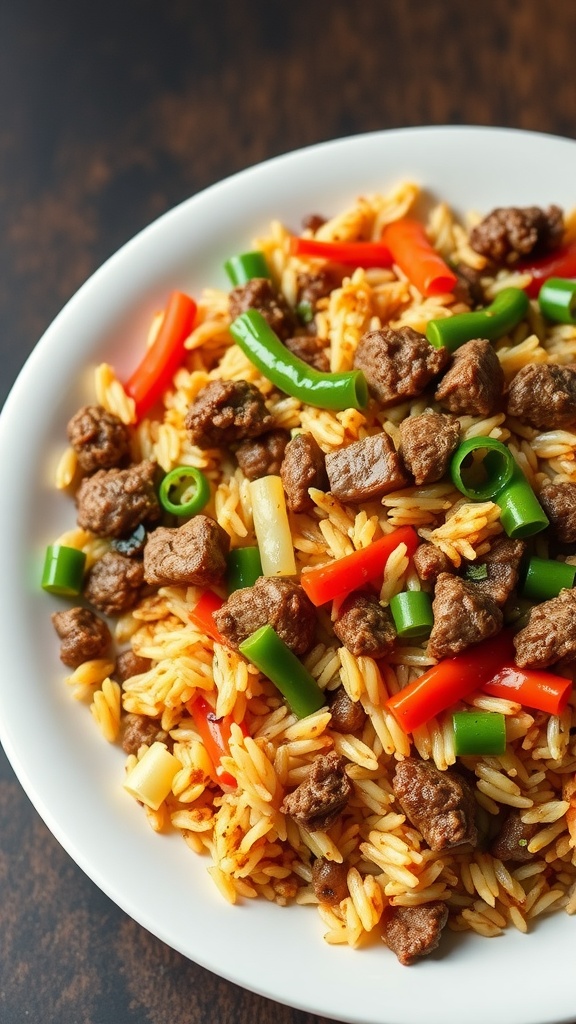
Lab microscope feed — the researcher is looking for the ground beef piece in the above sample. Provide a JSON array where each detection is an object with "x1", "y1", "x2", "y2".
[
  {"x1": 296, "y1": 267, "x2": 340, "y2": 311},
  {"x1": 353, "y1": 326, "x2": 450, "y2": 407},
  {"x1": 235, "y1": 428, "x2": 290, "y2": 481},
  {"x1": 75, "y1": 459, "x2": 160, "y2": 539},
  {"x1": 280, "y1": 432, "x2": 328, "y2": 513},
  {"x1": 228, "y1": 277, "x2": 296, "y2": 341},
  {"x1": 143, "y1": 515, "x2": 230, "y2": 588},
  {"x1": 301, "y1": 213, "x2": 326, "y2": 233},
  {"x1": 427, "y1": 573, "x2": 503, "y2": 660},
  {"x1": 465, "y1": 538, "x2": 526, "y2": 606},
  {"x1": 333, "y1": 592, "x2": 396, "y2": 659},
  {"x1": 185, "y1": 379, "x2": 275, "y2": 449},
  {"x1": 469, "y1": 205, "x2": 564, "y2": 264},
  {"x1": 413, "y1": 543, "x2": 453, "y2": 585},
  {"x1": 311, "y1": 857, "x2": 349, "y2": 905},
  {"x1": 67, "y1": 404, "x2": 131, "y2": 473},
  {"x1": 539, "y1": 482, "x2": 576, "y2": 544},
  {"x1": 325, "y1": 433, "x2": 408, "y2": 503},
  {"x1": 452, "y1": 262, "x2": 485, "y2": 307},
  {"x1": 328, "y1": 686, "x2": 368, "y2": 734},
  {"x1": 84, "y1": 551, "x2": 145, "y2": 616},
  {"x1": 213, "y1": 576, "x2": 315, "y2": 656},
  {"x1": 513, "y1": 588, "x2": 576, "y2": 668},
  {"x1": 51, "y1": 607, "x2": 111, "y2": 668},
  {"x1": 115, "y1": 650, "x2": 152, "y2": 681},
  {"x1": 382, "y1": 901, "x2": 449, "y2": 966},
  {"x1": 435, "y1": 338, "x2": 504, "y2": 416},
  {"x1": 121, "y1": 714, "x2": 167, "y2": 756},
  {"x1": 280, "y1": 751, "x2": 352, "y2": 831},
  {"x1": 507, "y1": 364, "x2": 576, "y2": 430},
  {"x1": 393, "y1": 758, "x2": 478, "y2": 851},
  {"x1": 283, "y1": 333, "x2": 330, "y2": 372},
  {"x1": 399, "y1": 411, "x2": 460, "y2": 485},
  {"x1": 490, "y1": 810, "x2": 539, "y2": 863}
]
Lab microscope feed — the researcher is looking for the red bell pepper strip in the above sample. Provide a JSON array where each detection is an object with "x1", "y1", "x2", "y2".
[
  {"x1": 289, "y1": 236, "x2": 393, "y2": 268},
  {"x1": 380, "y1": 218, "x2": 458, "y2": 297},
  {"x1": 300, "y1": 526, "x2": 418, "y2": 606},
  {"x1": 481, "y1": 664, "x2": 572, "y2": 717},
  {"x1": 517, "y1": 241, "x2": 576, "y2": 298},
  {"x1": 188, "y1": 590, "x2": 226, "y2": 645},
  {"x1": 188, "y1": 695, "x2": 245, "y2": 789},
  {"x1": 125, "y1": 290, "x2": 197, "y2": 420}
]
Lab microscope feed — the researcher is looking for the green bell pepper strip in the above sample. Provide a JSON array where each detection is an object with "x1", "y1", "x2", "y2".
[
  {"x1": 452, "y1": 711, "x2": 506, "y2": 756},
  {"x1": 538, "y1": 277, "x2": 576, "y2": 325},
  {"x1": 426, "y1": 287, "x2": 529, "y2": 352},
  {"x1": 41, "y1": 544, "x2": 86, "y2": 596},
  {"x1": 389, "y1": 590, "x2": 434, "y2": 639},
  {"x1": 158, "y1": 466, "x2": 210, "y2": 516},
  {"x1": 239, "y1": 625, "x2": 325, "y2": 719},
  {"x1": 226, "y1": 546, "x2": 263, "y2": 593},
  {"x1": 229, "y1": 309, "x2": 368, "y2": 411},
  {"x1": 450, "y1": 436, "x2": 549, "y2": 539},
  {"x1": 224, "y1": 251, "x2": 271, "y2": 286},
  {"x1": 520, "y1": 555, "x2": 576, "y2": 602}
]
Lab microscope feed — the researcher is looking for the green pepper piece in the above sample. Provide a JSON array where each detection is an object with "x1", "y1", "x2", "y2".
[
  {"x1": 389, "y1": 591, "x2": 434, "y2": 639},
  {"x1": 226, "y1": 546, "x2": 263, "y2": 593},
  {"x1": 239, "y1": 625, "x2": 325, "y2": 719},
  {"x1": 426, "y1": 287, "x2": 529, "y2": 352},
  {"x1": 159, "y1": 466, "x2": 211, "y2": 516},
  {"x1": 520, "y1": 555, "x2": 576, "y2": 602},
  {"x1": 229, "y1": 309, "x2": 368, "y2": 411},
  {"x1": 224, "y1": 251, "x2": 271, "y2": 286},
  {"x1": 41, "y1": 544, "x2": 86, "y2": 596},
  {"x1": 453, "y1": 711, "x2": 506, "y2": 756},
  {"x1": 538, "y1": 277, "x2": 576, "y2": 325}
]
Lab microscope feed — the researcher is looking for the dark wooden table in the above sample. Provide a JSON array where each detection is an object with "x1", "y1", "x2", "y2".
[{"x1": 1, "y1": 2, "x2": 576, "y2": 1022}]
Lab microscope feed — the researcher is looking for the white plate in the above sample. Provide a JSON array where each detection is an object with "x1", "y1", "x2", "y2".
[{"x1": 1, "y1": 126, "x2": 576, "y2": 1024}]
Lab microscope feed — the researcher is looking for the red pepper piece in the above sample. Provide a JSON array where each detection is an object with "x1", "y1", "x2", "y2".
[
  {"x1": 517, "y1": 241, "x2": 576, "y2": 298},
  {"x1": 300, "y1": 526, "x2": 418, "y2": 606},
  {"x1": 125, "y1": 290, "x2": 197, "y2": 420},
  {"x1": 481, "y1": 664, "x2": 572, "y2": 717},
  {"x1": 188, "y1": 695, "x2": 245, "y2": 789},
  {"x1": 289, "y1": 236, "x2": 393, "y2": 267},
  {"x1": 380, "y1": 218, "x2": 457, "y2": 297},
  {"x1": 188, "y1": 590, "x2": 226, "y2": 645}
]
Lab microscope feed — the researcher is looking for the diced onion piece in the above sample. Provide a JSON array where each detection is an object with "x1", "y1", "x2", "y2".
[
  {"x1": 249, "y1": 475, "x2": 296, "y2": 577},
  {"x1": 123, "y1": 741, "x2": 180, "y2": 810}
]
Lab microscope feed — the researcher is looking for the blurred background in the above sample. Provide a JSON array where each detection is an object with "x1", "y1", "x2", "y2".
[{"x1": 1, "y1": 1, "x2": 575, "y2": 1022}]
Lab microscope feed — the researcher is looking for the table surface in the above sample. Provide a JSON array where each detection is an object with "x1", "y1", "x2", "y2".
[{"x1": 2, "y1": 2, "x2": 576, "y2": 1022}]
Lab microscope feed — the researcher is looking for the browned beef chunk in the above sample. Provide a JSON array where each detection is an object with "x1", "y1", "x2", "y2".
[
  {"x1": 281, "y1": 751, "x2": 352, "y2": 831},
  {"x1": 413, "y1": 543, "x2": 453, "y2": 585},
  {"x1": 283, "y1": 333, "x2": 330, "y2": 372},
  {"x1": 301, "y1": 213, "x2": 326, "y2": 233},
  {"x1": 333, "y1": 592, "x2": 396, "y2": 659},
  {"x1": 465, "y1": 538, "x2": 526, "y2": 606},
  {"x1": 67, "y1": 404, "x2": 131, "y2": 473},
  {"x1": 435, "y1": 338, "x2": 504, "y2": 416},
  {"x1": 353, "y1": 326, "x2": 450, "y2": 407},
  {"x1": 513, "y1": 588, "x2": 576, "y2": 668},
  {"x1": 311, "y1": 857, "x2": 349, "y2": 905},
  {"x1": 235, "y1": 428, "x2": 290, "y2": 481},
  {"x1": 51, "y1": 606, "x2": 111, "y2": 668},
  {"x1": 469, "y1": 205, "x2": 564, "y2": 264},
  {"x1": 507, "y1": 363, "x2": 576, "y2": 430},
  {"x1": 143, "y1": 515, "x2": 230, "y2": 588},
  {"x1": 427, "y1": 573, "x2": 503, "y2": 660},
  {"x1": 539, "y1": 482, "x2": 576, "y2": 544},
  {"x1": 325, "y1": 433, "x2": 408, "y2": 503},
  {"x1": 296, "y1": 268, "x2": 340, "y2": 311},
  {"x1": 280, "y1": 432, "x2": 328, "y2": 513},
  {"x1": 75, "y1": 459, "x2": 160, "y2": 539},
  {"x1": 382, "y1": 901, "x2": 449, "y2": 966},
  {"x1": 185, "y1": 379, "x2": 275, "y2": 449},
  {"x1": 228, "y1": 277, "x2": 296, "y2": 341},
  {"x1": 83, "y1": 551, "x2": 145, "y2": 616},
  {"x1": 328, "y1": 685, "x2": 368, "y2": 734},
  {"x1": 398, "y1": 411, "x2": 460, "y2": 485},
  {"x1": 213, "y1": 576, "x2": 315, "y2": 656},
  {"x1": 115, "y1": 649, "x2": 152, "y2": 682},
  {"x1": 453, "y1": 262, "x2": 485, "y2": 307},
  {"x1": 393, "y1": 758, "x2": 478, "y2": 851},
  {"x1": 121, "y1": 713, "x2": 168, "y2": 755},
  {"x1": 490, "y1": 810, "x2": 538, "y2": 863}
]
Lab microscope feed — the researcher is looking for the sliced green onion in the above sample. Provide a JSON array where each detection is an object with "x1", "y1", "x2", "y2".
[
  {"x1": 520, "y1": 555, "x2": 576, "y2": 602},
  {"x1": 426, "y1": 287, "x2": 529, "y2": 352},
  {"x1": 453, "y1": 711, "x2": 506, "y2": 756},
  {"x1": 41, "y1": 544, "x2": 86, "y2": 596},
  {"x1": 497, "y1": 459, "x2": 550, "y2": 539},
  {"x1": 158, "y1": 466, "x2": 210, "y2": 516},
  {"x1": 226, "y1": 546, "x2": 263, "y2": 593},
  {"x1": 296, "y1": 299, "x2": 314, "y2": 324},
  {"x1": 389, "y1": 591, "x2": 434, "y2": 639},
  {"x1": 538, "y1": 277, "x2": 576, "y2": 325},
  {"x1": 464, "y1": 563, "x2": 489, "y2": 582},
  {"x1": 224, "y1": 251, "x2": 270, "y2": 286},
  {"x1": 239, "y1": 624, "x2": 325, "y2": 719}
]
